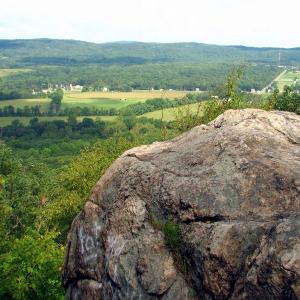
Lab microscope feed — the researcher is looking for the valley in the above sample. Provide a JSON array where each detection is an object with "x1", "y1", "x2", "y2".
[{"x1": 0, "y1": 38, "x2": 299, "y2": 300}]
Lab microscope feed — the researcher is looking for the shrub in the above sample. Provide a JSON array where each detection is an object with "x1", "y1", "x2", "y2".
[{"x1": 0, "y1": 230, "x2": 64, "y2": 300}]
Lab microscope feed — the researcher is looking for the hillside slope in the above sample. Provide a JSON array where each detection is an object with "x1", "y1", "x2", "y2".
[{"x1": 0, "y1": 39, "x2": 300, "y2": 67}]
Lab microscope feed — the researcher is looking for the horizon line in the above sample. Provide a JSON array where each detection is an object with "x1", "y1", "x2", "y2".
[{"x1": 0, "y1": 37, "x2": 299, "y2": 50}]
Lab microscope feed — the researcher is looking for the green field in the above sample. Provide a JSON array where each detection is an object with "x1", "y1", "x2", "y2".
[
  {"x1": 141, "y1": 102, "x2": 204, "y2": 121},
  {"x1": 0, "y1": 90, "x2": 188, "y2": 113},
  {"x1": 0, "y1": 98, "x2": 50, "y2": 111},
  {"x1": 0, "y1": 102, "x2": 203, "y2": 125},
  {"x1": 274, "y1": 70, "x2": 300, "y2": 92},
  {"x1": 0, "y1": 96, "x2": 136, "y2": 112},
  {"x1": 0, "y1": 115, "x2": 117, "y2": 126},
  {"x1": 68, "y1": 90, "x2": 186, "y2": 100},
  {"x1": 63, "y1": 93, "x2": 144, "y2": 110},
  {"x1": 0, "y1": 90, "x2": 194, "y2": 125}
]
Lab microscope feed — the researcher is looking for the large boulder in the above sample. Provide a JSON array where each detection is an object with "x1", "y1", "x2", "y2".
[{"x1": 63, "y1": 109, "x2": 300, "y2": 299}]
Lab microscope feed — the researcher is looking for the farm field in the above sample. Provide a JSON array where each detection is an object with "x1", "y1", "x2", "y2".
[
  {"x1": 274, "y1": 70, "x2": 300, "y2": 92},
  {"x1": 0, "y1": 68, "x2": 32, "y2": 77},
  {"x1": 0, "y1": 90, "x2": 188, "y2": 112},
  {"x1": 0, "y1": 90, "x2": 197, "y2": 125},
  {"x1": 141, "y1": 102, "x2": 204, "y2": 121},
  {"x1": 67, "y1": 90, "x2": 187, "y2": 100},
  {"x1": 0, "y1": 115, "x2": 117, "y2": 126},
  {"x1": 63, "y1": 93, "x2": 143, "y2": 110},
  {"x1": 0, "y1": 102, "x2": 204, "y2": 125},
  {"x1": 62, "y1": 90, "x2": 188, "y2": 110},
  {"x1": 0, "y1": 98, "x2": 50, "y2": 112}
]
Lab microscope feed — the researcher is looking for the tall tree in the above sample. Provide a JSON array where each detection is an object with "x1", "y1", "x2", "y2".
[{"x1": 49, "y1": 89, "x2": 63, "y2": 114}]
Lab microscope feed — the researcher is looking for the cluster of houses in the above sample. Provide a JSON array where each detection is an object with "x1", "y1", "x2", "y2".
[
  {"x1": 40, "y1": 84, "x2": 84, "y2": 94},
  {"x1": 33, "y1": 84, "x2": 111, "y2": 95},
  {"x1": 34, "y1": 85, "x2": 203, "y2": 95}
]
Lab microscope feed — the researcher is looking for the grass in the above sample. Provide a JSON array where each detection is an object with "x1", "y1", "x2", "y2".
[
  {"x1": 0, "y1": 98, "x2": 50, "y2": 112},
  {"x1": 274, "y1": 70, "x2": 300, "y2": 92},
  {"x1": 0, "y1": 102, "x2": 202, "y2": 125},
  {"x1": 0, "y1": 68, "x2": 32, "y2": 77},
  {"x1": 140, "y1": 102, "x2": 204, "y2": 121},
  {"x1": 0, "y1": 115, "x2": 117, "y2": 126},
  {"x1": 0, "y1": 90, "x2": 192, "y2": 125},
  {"x1": 0, "y1": 90, "x2": 188, "y2": 113},
  {"x1": 63, "y1": 93, "x2": 143, "y2": 110},
  {"x1": 0, "y1": 97, "x2": 143, "y2": 113},
  {"x1": 67, "y1": 90, "x2": 187, "y2": 100}
]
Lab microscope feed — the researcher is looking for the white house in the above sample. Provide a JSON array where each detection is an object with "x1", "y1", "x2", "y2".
[{"x1": 73, "y1": 85, "x2": 83, "y2": 91}]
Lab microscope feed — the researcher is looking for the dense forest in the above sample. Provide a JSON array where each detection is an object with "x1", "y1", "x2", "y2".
[
  {"x1": 0, "y1": 63, "x2": 281, "y2": 94},
  {"x1": 1, "y1": 39, "x2": 300, "y2": 67}
]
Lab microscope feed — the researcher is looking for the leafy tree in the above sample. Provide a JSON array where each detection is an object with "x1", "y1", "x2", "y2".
[
  {"x1": 49, "y1": 89, "x2": 64, "y2": 114},
  {"x1": 266, "y1": 86, "x2": 300, "y2": 114},
  {"x1": 0, "y1": 143, "x2": 62, "y2": 299},
  {"x1": 0, "y1": 230, "x2": 64, "y2": 300},
  {"x1": 37, "y1": 138, "x2": 135, "y2": 240}
]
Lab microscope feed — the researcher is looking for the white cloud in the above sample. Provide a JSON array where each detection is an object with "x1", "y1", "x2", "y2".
[{"x1": 0, "y1": 0, "x2": 299, "y2": 47}]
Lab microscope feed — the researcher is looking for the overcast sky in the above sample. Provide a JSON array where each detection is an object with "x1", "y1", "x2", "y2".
[{"x1": 0, "y1": 0, "x2": 299, "y2": 48}]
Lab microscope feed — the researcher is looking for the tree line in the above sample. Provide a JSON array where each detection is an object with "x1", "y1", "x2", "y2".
[{"x1": 0, "y1": 63, "x2": 281, "y2": 94}]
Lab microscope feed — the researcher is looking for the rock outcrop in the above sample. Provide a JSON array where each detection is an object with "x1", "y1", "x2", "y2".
[{"x1": 63, "y1": 109, "x2": 300, "y2": 299}]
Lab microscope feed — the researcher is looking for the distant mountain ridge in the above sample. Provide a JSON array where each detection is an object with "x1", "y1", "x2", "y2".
[{"x1": 0, "y1": 39, "x2": 300, "y2": 68}]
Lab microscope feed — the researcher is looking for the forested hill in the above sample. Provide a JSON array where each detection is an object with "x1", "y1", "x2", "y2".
[
  {"x1": 0, "y1": 39, "x2": 300, "y2": 67},
  {"x1": 0, "y1": 39, "x2": 299, "y2": 92}
]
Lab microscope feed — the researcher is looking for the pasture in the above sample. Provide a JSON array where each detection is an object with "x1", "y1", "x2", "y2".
[
  {"x1": 274, "y1": 70, "x2": 300, "y2": 92},
  {"x1": 0, "y1": 90, "x2": 188, "y2": 113},
  {"x1": 0, "y1": 98, "x2": 50, "y2": 112},
  {"x1": 141, "y1": 102, "x2": 204, "y2": 121},
  {"x1": 0, "y1": 90, "x2": 192, "y2": 125}
]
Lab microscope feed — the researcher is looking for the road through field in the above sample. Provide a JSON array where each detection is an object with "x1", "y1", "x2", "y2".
[{"x1": 261, "y1": 69, "x2": 287, "y2": 93}]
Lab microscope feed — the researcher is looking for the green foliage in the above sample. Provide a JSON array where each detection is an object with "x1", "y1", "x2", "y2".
[
  {"x1": 1, "y1": 39, "x2": 300, "y2": 68},
  {"x1": 150, "y1": 219, "x2": 188, "y2": 276},
  {"x1": 0, "y1": 137, "x2": 138, "y2": 299},
  {"x1": 0, "y1": 230, "x2": 64, "y2": 300},
  {"x1": 173, "y1": 66, "x2": 247, "y2": 132},
  {"x1": 224, "y1": 65, "x2": 244, "y2": 107},
  {"x1": 50, "y1": 89, "x2": 63, "y2": 104},
  {"x1": 119, "y1": 94, "x2": 207, "y2": 117},
  {"x1": 0, "y1": 143, "x2": 63, "y2": 299},
  {"x1": 38, "y1": 138, "x2": 136, "y2": 239},
  {"x1": 49, "y1": 89, "x2": 63, "y2": 114},
  {"x1": 266, "y1": 86, "x2": 300, "y2": 114},
  {"x1": 0, "y1": 63, "x2": 281, "y2": 93},
  {"x1": 0, "y1": 144, "x2": 54, "y2": 238},
  {"x1": 174, "y1": 102, "x2": 203, "y2": 132}
]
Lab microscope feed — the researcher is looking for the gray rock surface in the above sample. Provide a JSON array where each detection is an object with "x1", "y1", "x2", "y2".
[{"x1": 63, "y1": 109, "x2": 300, "y2": 299}]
